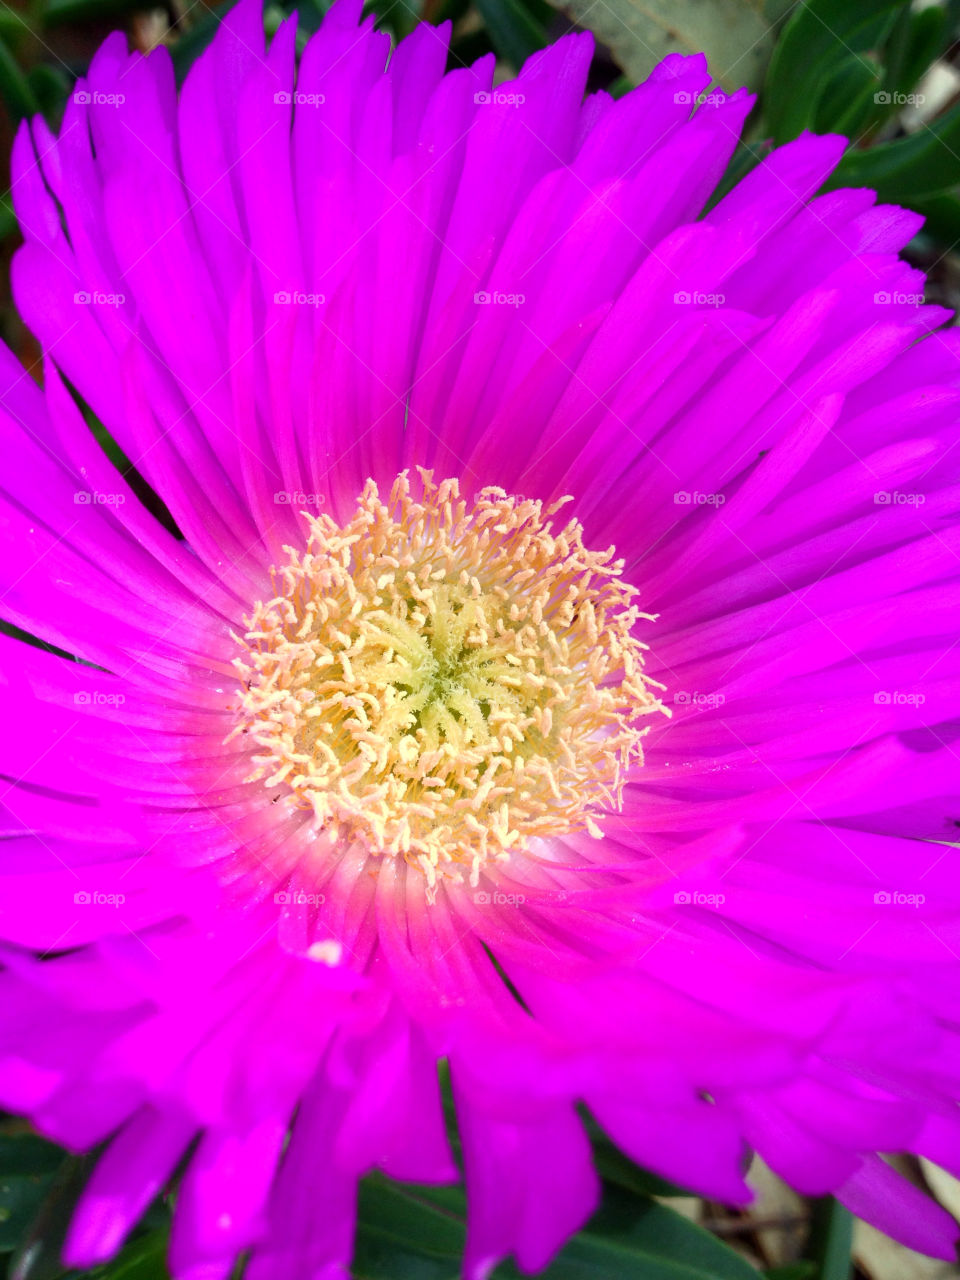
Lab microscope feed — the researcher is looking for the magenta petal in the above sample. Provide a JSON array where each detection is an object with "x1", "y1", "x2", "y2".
[
  {"x1": 456, "y1": 1087, "x2": 598, "y2": 1277},
  {"x1": 65, "y1": 1108, "x2": 195, "y2": 1266},
  {"x1": 1, "y1": 1, "x2": 960, "y2": 1276},
  {"x1": 837, "y1": 1157, "x2": 960, "y2": 1260}
]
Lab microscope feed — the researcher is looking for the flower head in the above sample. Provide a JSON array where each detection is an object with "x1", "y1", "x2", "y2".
[
  {"x1": 2, "y1": 0, "x2": 960, "y2": 1275},
  {"x1": 231, "y1": 469, "x2": 664, "y2": 889}
]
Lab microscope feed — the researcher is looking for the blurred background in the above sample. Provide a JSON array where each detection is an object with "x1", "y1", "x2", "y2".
[{"x1": 2, "y1": 0, "x2": 960, "y2": 1277}]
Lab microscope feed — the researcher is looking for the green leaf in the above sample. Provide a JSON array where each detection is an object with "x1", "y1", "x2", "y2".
[
  {"x1": 826, "y1": 97, "x2": 960, "y2": 202},
  {"x1": 263, "y1": 4, "x2": 287, "y2": 35},
  {"x1": 0, "y1": 1133, "x2": 65, "y2": 1256},
  {"x1": 0, "y1": 1137, "x2": 65, "y2": 1181},
  {"x1": 554, "y1": 1187, "x2": 760, "y2": 1280},
  {"x1": 423, "y1": 0, "x2": 470, "y2": 26},
  {"x1": 353, "y1": 1176, "x2": 466, "y2": 1278},
  {"x1": 8, "y1": 1154, "x2": 97, "y2": 1280},
  {"x1": 0, "y1": 10, "x2": 29, "y2": 55},
  {"x1": 448, "y1": 29, "x2": 496, "y2": 67},
  {"x1": 500, "y1": 1225, "x2": 758, "y2": 1280},
  {"x1": 0, "y1": 1179, "x2": 54, "y2": 1254},
  {"x1": 607, "y1": 75, "x2": 634, "y2": 100},
  {"x1": 884, "y1": 4, "x2": 948, "y2": 101},
  {"x1": 26, "y1": 65, "x2": 69, "y2": 118},
  {"x1": 94, "y1": 1232, "x2": 169, "y2": 1279},
  {"x1": 593, "y1": 1145, "x2": 689, "y2": 1199},
  {"x1": 0, "y1": 192, "x2": 15, "y2": 243},
  {"x1": 169, "y1": 1, "x2": 238, "y2": 83},
  {"x1": 811, "y1": 55, "x2": 883, "y2": 140},
  {"x1": 763, "y1": 0, "x2": 907, "y2": 142},
  {"x1": 803, "y1": 1198, "x2": 852, "y2": 1280},
  {"x1": 353, "y1": 1178, "x2": 761, "y2": 1280},
  {"x1": 539, "y1": 0, "x2": 774, "y2": 92},
  {"x1": 912, "y1": 191, "x2": 960, "y2": 254},
  {"x1": 0, "y1": 36, "x2": 39, "y2": 121},
  {"x1": 471, "y1": 0, "x2": 547, "y2": 68},
  {"x1": 764, "y1": 1265, "x2": 816, "y2": 1280},
  {"x1": 357, "y1": 1177, "x2": 466, "y2": 1259},
  {"x1": 353, "y1": 1238, "x2": 459, "y2": 1280},
  {"x1": 361, "y1": 0, "x2": 422, "y2": 40},
  {"x1": 43, "y1": 0, "x2": 165, "y2": 24}
]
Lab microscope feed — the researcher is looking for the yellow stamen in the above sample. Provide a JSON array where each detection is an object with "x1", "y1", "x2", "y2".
[{"x1": 230, "y1": 470, "x2": 666, "y2": 891}]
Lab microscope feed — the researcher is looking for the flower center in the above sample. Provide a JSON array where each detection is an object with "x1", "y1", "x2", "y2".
[{"x1": 231, "y1": 470, "x2": 664, "y2": 890}]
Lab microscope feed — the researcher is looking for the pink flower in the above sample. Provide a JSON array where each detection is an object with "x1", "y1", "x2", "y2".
[{"x1": 2, "y1": 0, "x2": 960, "y2": 1274}]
